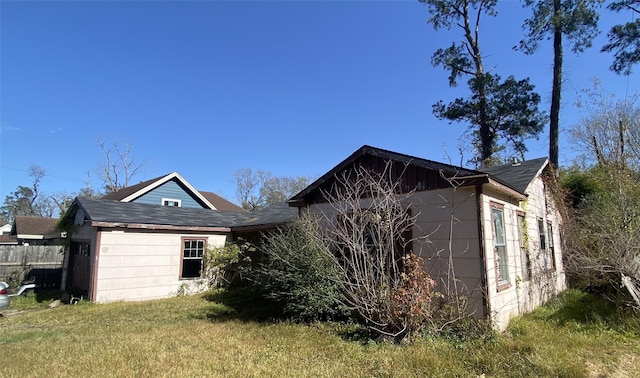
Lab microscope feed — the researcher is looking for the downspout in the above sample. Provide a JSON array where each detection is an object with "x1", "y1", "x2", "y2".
[{"x1": 475, "y1": 183, "x2": 491, "y2": 322}]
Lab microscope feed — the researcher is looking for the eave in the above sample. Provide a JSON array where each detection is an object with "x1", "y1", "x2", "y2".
[{"x1": 89, "y1": 221, "x2": 231, "y2": 233}]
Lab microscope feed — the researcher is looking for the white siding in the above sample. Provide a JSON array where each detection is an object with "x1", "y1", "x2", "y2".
[
  {"x1": 482, "y1": 174, "x2": 566, "y2": 330},
  {"x1": 93, "y1": 230, "x2": 228, "y2": 303}
]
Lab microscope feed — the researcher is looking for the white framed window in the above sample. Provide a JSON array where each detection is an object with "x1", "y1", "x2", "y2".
[
  {"x1": 180, "y1": 238, "x2": 206, "y2": 279},
  {"x1": 162, "y1": 198, "x2": 181, "y2": 207},
  {"x1": 491, "y1": 203, "x2": 510, "y2": 288}
]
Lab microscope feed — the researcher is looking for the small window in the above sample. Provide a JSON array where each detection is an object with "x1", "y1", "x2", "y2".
[
  {"x1": 517, "y1": 213, "x2": 531, "y2": 281},
  {"x1": 162, "y1": 198, "x2": 182, "y2": 207},
  {"x1": 181, "y1": 238, "x2": 206, "y2": 279},
  {"x1": 491, "y1": 205, "x2": 509, "y2": 287},
  {"x1": 538, "y1": 219, "x2": 546, "y2": 251},
  {"x1": 547, "y1": 221, "x2": 556, "y2": 271}
]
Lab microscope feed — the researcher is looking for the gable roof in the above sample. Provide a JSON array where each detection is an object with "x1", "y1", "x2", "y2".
[
  {"x1": 289, "y1": 145, "x2": 527, "y2": 206},
  {"x1": 71, "y1": 197, "x2": 251, "y2": 232},
  {"x1": 479, "y1": 157, "x2": 549, "y2": 194},
  {"x1": 290, "y1": 145, "x2": 482, "y2": 203},
  {"x1": 101, "y1": 172, "x2": 217, "y2": 209},
  {"x1": 11, "y1": 216, "x2": 60, "y2": 239},
  {"x1": 101, "y1": 172, "x2": 246, "y2": 212}
]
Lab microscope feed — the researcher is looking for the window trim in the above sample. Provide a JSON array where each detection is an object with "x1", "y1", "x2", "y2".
[
  {"x1": 517, "y1": 211, "x2": 531, "y2": 281},
  {"x1": 179, "y1": 237, "x2": 207, "y2": 280},
  {"x1": 162, "y1": 198, "x2": 182, "y2": 207},
  {"x1": 547, "y1": 220, "x2": 556, "y2": 271},
  {"x1": 490, "y1": 202, "x2": 511, "y2": 291}
]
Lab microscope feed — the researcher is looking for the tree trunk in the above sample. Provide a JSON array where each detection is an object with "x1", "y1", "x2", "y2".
[{"x1": 549, "y1": 0, "x2": 562, "y2": 170}]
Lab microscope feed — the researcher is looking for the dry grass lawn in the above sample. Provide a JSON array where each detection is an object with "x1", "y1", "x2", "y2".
[{"x1": 1, "y1": 289, "x2": 639, "y2": 377}]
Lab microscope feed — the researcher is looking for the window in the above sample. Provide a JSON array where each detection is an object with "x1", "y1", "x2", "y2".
[
  {"x1": 163, "y1": 198, "x2": 181, "y2": 207},
  {"x1": 181, "y1": 238, "x2": 206, "y2": 279},
  {"x1": 517, "y1": 213, "x2": 531, "y2": 281},
  {"x1": 491, "y1": 204, "x2": 509, "y2": 287},
  {"x1": 538, "y1": 218, "x2": 546, "y2": 251},
  {"x1": 547, "y1": 221, "x2": 556, "y2": 271}
]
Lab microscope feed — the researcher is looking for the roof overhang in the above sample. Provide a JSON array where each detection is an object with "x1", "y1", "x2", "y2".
[
  {"x1": 485, "y1": 178, "x2": 527, "y2": 201},
  {"x1": 90, "y1": 221, "x2": 231, "y2": 233}
]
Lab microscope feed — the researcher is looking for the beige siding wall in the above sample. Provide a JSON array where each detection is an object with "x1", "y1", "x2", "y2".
[
  {"x1": 407, "y1": 187, "x2": 486, "y2": 317},
  {"x1": 308, "y1": 186, "x2": 487, "y2": 318},
  {"x1": 93, "y1": 230, "x2": 228, "y2": 303},
  {"x1": 482, "y1": 175, "x2": 566, "y2": 330}
]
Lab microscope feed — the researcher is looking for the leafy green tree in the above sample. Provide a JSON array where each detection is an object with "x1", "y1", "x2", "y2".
[
  {"x1": 433, "y1": 73, "x2": 546, "y2": 164},
  {"x1": 519, "y1": 0, "x2": 603, "y2": 168},
  {"x1": 419, "y1": 0, "x2": 544, "y2": 167},
  {"x1": 602, "y1": 0, "x2": 640, "y2": 75}
]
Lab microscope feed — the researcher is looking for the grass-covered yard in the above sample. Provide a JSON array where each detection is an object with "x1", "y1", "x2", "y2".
[{"x1": 1, "y1": 289, "x2": 638, "y2": 377}]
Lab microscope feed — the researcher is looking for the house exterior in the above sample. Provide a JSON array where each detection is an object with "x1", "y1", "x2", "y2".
[
  {"x1": 288, "y1": 146, "x2": 566, "y2": 330},
  {"x1": 61, "y1": 147, "x2": 566, "y2": 329},
  {"x1": 60, "y1": 172, "x2": 250, "y2": 302},
  {"x1": 0, "y1": 217, "x2": 65, "y2": 286}
]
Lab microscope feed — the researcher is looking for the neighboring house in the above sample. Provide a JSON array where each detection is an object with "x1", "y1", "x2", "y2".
[
  {"x1": 59, "y1": 172, "x2": 275, "y2": 303},
  {"x1": 288, "y1": 145, "x2": 566, "y2": 330},
  {"x1": 0, "y1": 217, "x2": 65, "y2": 286}
]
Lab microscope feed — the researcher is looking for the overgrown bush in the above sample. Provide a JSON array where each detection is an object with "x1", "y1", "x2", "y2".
[
  {"x1": 562, "y1": 165, "x2": 640, "y2": 309},
  {"x1": 252, "y1": 215, "x2": 350, "y2": 322},
  {"x1": 204, "y1": 240, "x2": 254, "y2": 288}
]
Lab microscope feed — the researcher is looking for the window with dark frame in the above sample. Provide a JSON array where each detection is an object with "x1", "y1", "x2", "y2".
[
  {"x1": 163, "y1": 198, "x2": 181, "y2": 207},
  {"x1": 538, "y1": 218, "x2": 547, "y2": 251},
  {"x1": 181, "y1": 238, "x2": 205, "y2": 279}
]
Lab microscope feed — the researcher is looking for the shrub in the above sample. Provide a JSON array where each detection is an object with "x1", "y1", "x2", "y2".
[{"x1": 252, "y1": 215, "x2": 350, "y2": 322}]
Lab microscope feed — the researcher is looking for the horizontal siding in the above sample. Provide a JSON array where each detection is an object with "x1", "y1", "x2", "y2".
[
  {"x1": 133, "y1": 179, "x2": 206, "y2": 208},
  {"x1": 93, "y1": 230, "x2": 228, "y2": 303}
]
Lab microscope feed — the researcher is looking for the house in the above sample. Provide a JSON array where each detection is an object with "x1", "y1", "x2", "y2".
[
  {"x1": 288, "y1": 145, "x2": 566, "y2": 330},
  {"x1": 61, "y1": 147, "x2": 566, "y2": 329},
  {"x1": 59, "y1": 172, "x2": 285, "y2": 303},
  {"x1": 0, "y1": 217, "x2": 66, "y2": 286}
]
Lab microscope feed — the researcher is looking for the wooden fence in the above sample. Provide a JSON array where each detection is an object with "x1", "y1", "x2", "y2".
[{"x1": 0, "y1": 244, "x2": 65, "y2": 288}]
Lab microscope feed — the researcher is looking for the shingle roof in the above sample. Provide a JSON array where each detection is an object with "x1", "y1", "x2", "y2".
[
  {"x1": 101, "y1": 173, "x2": 244, "y2": 212},
  {"x1": 234, "y1": 201, "x2": 298, "y2": 230},
  {"x1": 479, "y1": 158, "x2": 548, "y2": 194},
  {"x1": 11, "y1": 217, "x2": 60, "y2": 238},
  {"x1": 74, "y1": 197, "x2": 252, "y2": 229},
  {"x1": 101, "y1": 174, "x2": 168, "y2": 201},
  {"x1": 199, "y1": 191, "x2": 246, "y2": 213}
]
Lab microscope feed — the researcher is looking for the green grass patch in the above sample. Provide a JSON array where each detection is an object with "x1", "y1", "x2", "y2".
[{"x1": 0, "y1": 288, "x2": 638, "y2": 377}]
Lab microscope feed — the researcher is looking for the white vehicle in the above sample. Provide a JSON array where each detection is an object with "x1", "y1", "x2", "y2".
[{"x1": 0, "y1": 282, "x2": 10, "y2": 312}]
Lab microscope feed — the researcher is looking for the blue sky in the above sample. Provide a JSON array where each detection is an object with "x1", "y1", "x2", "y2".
[{"x1": 1, "y1": 0, "x2": 637, "y2": 206}]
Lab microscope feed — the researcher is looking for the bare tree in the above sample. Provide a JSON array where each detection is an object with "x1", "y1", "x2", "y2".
[
  {"x1": 314, "y1": 161, "x2": 437, "y2": 339},
  {"x1": 97, "y1": 139, "x2": 150, "y2": 193},
  {"x1": 571, "y1": 80, "x2": 640, "y2": 169},
  {"x1": 234, "y1": 168, "x2": 312, "y2": 211}
]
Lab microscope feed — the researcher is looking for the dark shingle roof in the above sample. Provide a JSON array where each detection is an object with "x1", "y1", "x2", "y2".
[
  {"x1": 11, "y1": 217, "x2": 59, "y2": 237},
  {"x1": 479, "y1": 158, "x2": 548, "y2": 194},
  {"x1": 199, "y1": 191, "x2": 246, "y2": 213},
  {"x1": 101, "y1": 174, "x2": 168, "y2": 200},
  {"x1": 74, "y1": 197, "x2": 251, "y2": 229},
  {"x1": 234, "y1": 202, "x2": 298, "y2": 230}
]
